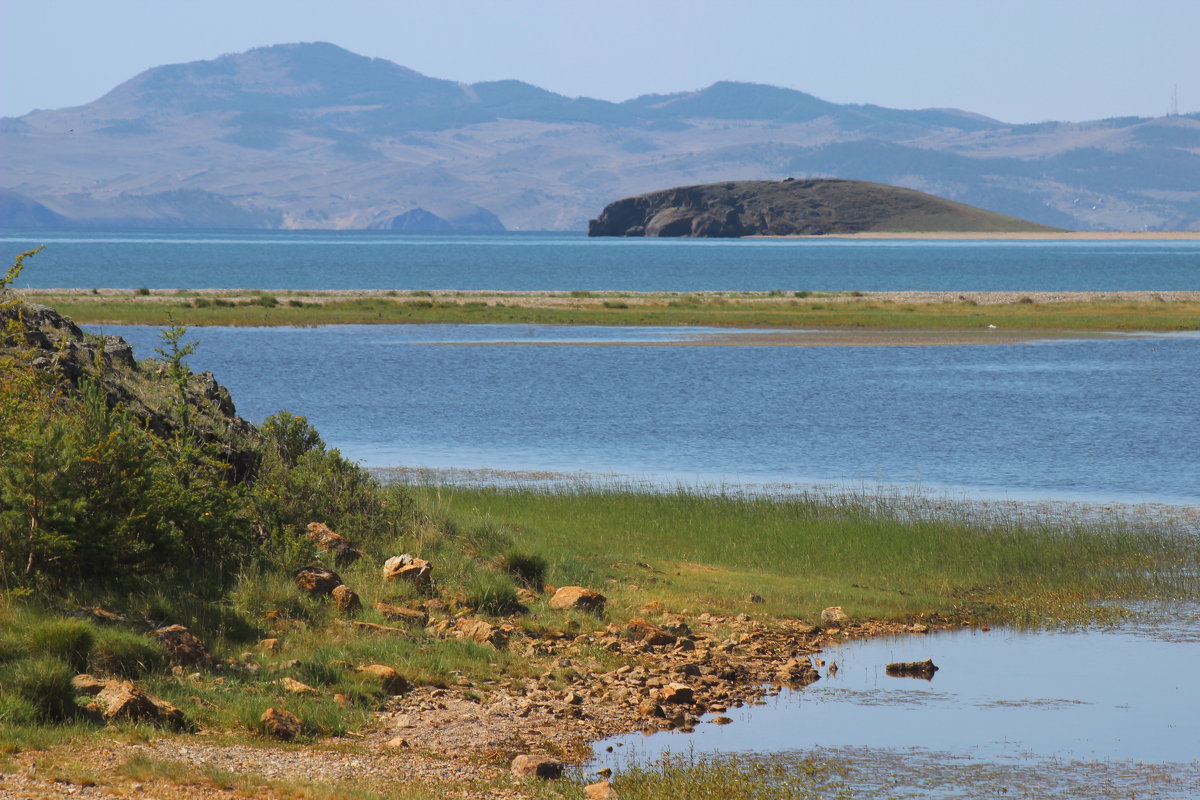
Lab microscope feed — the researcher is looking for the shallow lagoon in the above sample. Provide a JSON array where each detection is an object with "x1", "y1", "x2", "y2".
[{"x1": 92, "y1": 323, "x2": 1200, "y2": 506}]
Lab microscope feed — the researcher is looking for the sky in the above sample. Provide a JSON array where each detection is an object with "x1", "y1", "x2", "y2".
[{"x1": 1, "y1": 0, "x2": 1197, "y2": 123}]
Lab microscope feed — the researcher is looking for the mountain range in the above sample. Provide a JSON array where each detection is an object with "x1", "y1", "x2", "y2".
[{"x1": 3, "y1": 42, "x2": 1199, "y2": 231}]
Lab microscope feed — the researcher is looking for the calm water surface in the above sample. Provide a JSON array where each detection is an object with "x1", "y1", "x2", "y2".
[
  {"x1": 590, "y1": 608, "x2": 1200, "y2": 783},
  {"x1": 90, "y1": 324, "x2": 1200, "y2": 505},
  {"x1": 7, "y1": 231, "x2": 1200, "y2": 291}
]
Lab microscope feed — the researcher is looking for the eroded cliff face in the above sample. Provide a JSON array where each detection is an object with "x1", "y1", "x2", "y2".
[
  {"x1": 588, "y1": 178, "x2": 1060, "y2": 237},
  {"x1": 1, "y1": 301, "x2": 260, "y2": 479}
]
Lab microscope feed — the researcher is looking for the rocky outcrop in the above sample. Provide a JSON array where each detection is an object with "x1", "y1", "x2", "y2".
[
  {"x1": 588, "y1": 179, "x2": 1061, "y2": 237},
  {"x1": 0, "y1": 301, "x2": 260, "y2": 480}
]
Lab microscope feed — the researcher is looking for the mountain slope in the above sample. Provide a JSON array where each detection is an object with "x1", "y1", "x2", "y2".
[{"x1": 3, "y1": 42, "x2": 1198, "y2": 231}]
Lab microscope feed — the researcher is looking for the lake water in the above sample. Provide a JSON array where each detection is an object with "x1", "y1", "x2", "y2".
[
  {"x1": 6, "y1": 230, "x2": 1200, "y2": 291},
  {"x1": 589, "y1": 607, "x2": 1200, "y2": 796},
  {"x1": 90, "y1": 323, "x2": 1200, "y2": 506}
]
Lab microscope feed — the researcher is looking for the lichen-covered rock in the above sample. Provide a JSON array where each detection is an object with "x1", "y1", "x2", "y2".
[
  {"x1": 280, "y1": 676, "x2": 318, "y2": 695},
  {"x1": 294, "y1": 566, "x2": 343, "y2": 597},
  {"x1": 455, "y1": 617, "x2": 509, "y2": 649},
  {"x1": 357, "y1": 664, "x2": 411, "y2": 695},
  {"x1": 820, "y1": 606, "x2": 849, "y2": 627},
  {"x1": 260, "y1": 707, "x2": 302, "y2": 740},
  {"x1": 149, "y1": 624, "x2": 212, "y2": 668},
  {"x1": 331, "y1": 584, "x2": 361, "y2": 615},
  {"x1": 548, "y1": 586, "x2": 606, "y2": 614},
  {"x1": 382, "y1": 554, "x2": 432, "y2": 590},
  {"x1": 306, "y1": 522, "x2": 363, "y2": 565},
  {"x1": 93, "y1": 679, "x2": 188, "y2": 729}
]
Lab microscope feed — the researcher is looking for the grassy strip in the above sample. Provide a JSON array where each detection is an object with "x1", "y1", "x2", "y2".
[
  {"x1": 411, "y1": 484, "x2": 1200, "y2": 626},
  {"x1": 21, "y1": 290, "x2": 1200, "y2": 330}
]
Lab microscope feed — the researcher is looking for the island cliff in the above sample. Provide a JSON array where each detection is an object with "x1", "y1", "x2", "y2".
[{"x1": 587, "y1": 179, "x2": 1062, "y2": 237}]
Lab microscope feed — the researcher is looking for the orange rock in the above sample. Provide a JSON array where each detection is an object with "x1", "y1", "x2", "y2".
[
  {"x1": 260, "y1": 707, "x2": 302, "y2": 740},
  {"x1": 331, "y1": 584, "x2": 361, "y2": 615},
  {"x1": 548, "y1": 586, "x2": 606, "y2": 614},
  {"x1": 511, "y1": 754, "x2": 564, "y2": 780},
  {"x1": 357, "y1": 664, "x2": 411, "y2": 695}
]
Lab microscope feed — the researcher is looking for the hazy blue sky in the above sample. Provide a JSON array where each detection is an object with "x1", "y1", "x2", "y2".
[{"x1": 2, "y1": 0, "x2": 1196, "y2": 123}]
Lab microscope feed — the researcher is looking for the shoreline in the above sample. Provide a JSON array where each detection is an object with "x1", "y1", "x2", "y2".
[{"x1": 760, "y1": 230, "x2": 1200, "y2": 240}]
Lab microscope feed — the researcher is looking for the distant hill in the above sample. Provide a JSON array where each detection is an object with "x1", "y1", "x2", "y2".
[
  {"x1": 2, "y1": 42, "x2": 1198, "y2": 231},
  {"x1": 588, "y1": 179, "x2": 1061, "y2": 237}
]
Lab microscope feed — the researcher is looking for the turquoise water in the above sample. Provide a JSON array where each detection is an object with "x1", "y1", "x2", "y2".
[
  {"x1": 90, "y1": 324, "x2": 1200, "y2": 505},
  {"x1": 6, "y1": 230, "x2": 1200, "y2": 291}
]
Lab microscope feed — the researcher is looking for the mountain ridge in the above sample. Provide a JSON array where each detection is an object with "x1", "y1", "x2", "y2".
[{"x1": 3, "y1": 42, "x2": 1198, "y2": 231}]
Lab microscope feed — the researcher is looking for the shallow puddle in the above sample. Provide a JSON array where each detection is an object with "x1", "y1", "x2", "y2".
[{"x1": 591, "y1": 607, "x2": 1200, "y2": 773}]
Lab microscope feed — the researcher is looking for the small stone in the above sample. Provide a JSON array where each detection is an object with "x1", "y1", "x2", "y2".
[
  {"x1": 820, "y1": 606, "x2": 850, "y2": 627},
  {"x1": 511, "y1": 754, "x2": 564, "y2": 780},
  {"x1": 352, "y1": 621, "x2": 407, "y2": 635},
  {"x1": 280, "y1": 676, "x2": 318, "y2": 695},
  {"x1": 909, "y1": 623, "x2": 929, "y2": 633},
  {"x1": 585, "y1": 779, "x2": 619, "y2": 799},
  {"x1": 258, "y1": 638, "x2": 280, "y2": 653},
  {"x1": 637, "y1": 698, "x2": 664, "y2": 718},
  {"x1": 374, "y1": 603, "x2": 429, "y2": 626},
  {"x1": 333, "y1": 693, "x2": 350, "y2": 708},
  {"x1": 713, "y1": 715, "x2": 733, "y2": 725},
  {"x1": 357, "y1": 664, "x2": 411, "y2": 695},
  {"x1": 747, "y1": 593, "x2": 765, "y2": 604},
  {"x1": 548, "y1": 586, "x2": 606, "y2": 614},
  {"x1": 384, "y1": 736, "x2": 410, "y2": 749},
  {"x1": 655, "y1": 682, "x2": 694, "y2": 704},
  {"x1": 260, "y1": 707, "x2": 302, "y2": 740}
]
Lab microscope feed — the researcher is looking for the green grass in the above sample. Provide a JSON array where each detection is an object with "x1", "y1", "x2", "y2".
[
  {"x1": 22, "y1": 291, "x2": 1200, "y2": 331},
  {"x1": 405, "y1": 484, "x2": 1200, "y2": 626}
]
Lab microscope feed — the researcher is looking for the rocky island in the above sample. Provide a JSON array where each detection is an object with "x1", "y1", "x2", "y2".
[{"x1": 587, "y1": 178, "x2": 1062, "y2": 237}]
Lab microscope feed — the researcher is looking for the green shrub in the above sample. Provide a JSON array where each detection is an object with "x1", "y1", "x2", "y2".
[
  {"x1": 464, "y1": 572, "x2": 519, "y2": 616},
  {"x1": 9, "y1": 656, "x2": 77, "y2": 721},
  {"x1": 134, "y1": 287, "x2": 151, "y2": 296},
  {"x1": 0, "y1": 691, "x2": 38, "y2": 726},
  {"x1": 502, "y1": 551, "x2": 548, "y2": 589},
  {"x1": 602, "y1": 300, "x2": 629, "y2": 309},
  {"x1": 27, "y1": 620, "x2": 94, "y2": 673},
  {"x1": 89, "y1": 629, "x2": 165, "y2": 678}
]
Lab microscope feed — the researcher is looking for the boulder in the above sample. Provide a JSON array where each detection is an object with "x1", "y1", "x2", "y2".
[
  {"x1": 149, "y1": 624, "x2": 212, "y2": 668},
  {"x1": 820, "y1": 606, "x2": 849, "y2": 627},
  {"x1": 625, "y1": 618, "x2": 676, "y2": 647},
  {"x1": 294, "y1": 566, "x2": 344, "y2": 597},
  {"x1": 357, "y1": 664, "x2": 411, "y2": 695},
  {"x1": 382, "y1": 554, "x2": 432, "y2": 590},
  {"x1": 374, "y1": 603, "x2": 429, "y2": 626},
  {"x1": 510, "y1": 754, "x2": 564, "y2": 780},
  {"x1": 93, "y1": 679, "x2": 187, "y2": 729},
  {"x1": 548, "y1": 586, "x2": 606, "y2": 614},
  {"x1": 260, "y1": 707, "x2": 302, "y2": 740},
  {"x1": 331, "y1": 584, "x2": 362, "y2": 615},
  {"x1": 306, "y1": 522, "x2": 364, "y2": 565}
]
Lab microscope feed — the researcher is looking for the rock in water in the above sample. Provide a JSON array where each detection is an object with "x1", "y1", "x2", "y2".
[
  {"x1": 886, "y1": 658, "x2": 939, "y2": 679},
  {"x1": 587, "y1": 179, "x2": 1060, "y2": 238}
]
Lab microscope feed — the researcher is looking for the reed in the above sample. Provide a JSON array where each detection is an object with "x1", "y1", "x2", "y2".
[{"x1": 404, "y1": 483, "x2": 1199, "y2": 626}]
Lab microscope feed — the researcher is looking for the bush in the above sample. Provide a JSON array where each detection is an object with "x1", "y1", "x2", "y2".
[
  {"x1": 89, "y1": 629, "x2": 165, "y2": 678},
  {"x1": 9, "y1": 656, "x2": 77, "y2": 721},
  {"x1": 27, "y1": 620, "x2": 94, "y2": 673},
  {"x1": 465, "y1": 572, "x2": 520, "y2": 616},
  {"x1": 134, "y1": 287, "x2": 151, "y2": 296},
  {"x1": 502, "y1": 551, "x2": 548, "y2": 589}
]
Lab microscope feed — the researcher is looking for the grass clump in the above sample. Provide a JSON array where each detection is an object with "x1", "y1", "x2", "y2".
[
  {"x1": 6, "y1": 656, "x2": 78, "y2": 722},
  {"x1": 502, "y1": 550, "x2": 548, "y2": 589},
  {"x1": 88, "y1": 629, "x2": 165, "y2": 678}
]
